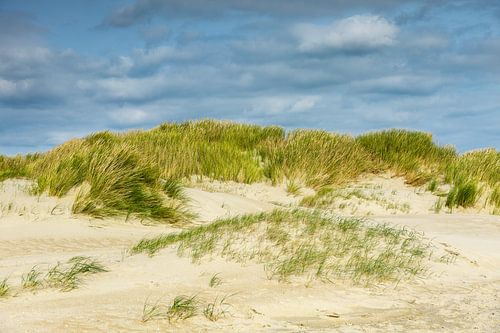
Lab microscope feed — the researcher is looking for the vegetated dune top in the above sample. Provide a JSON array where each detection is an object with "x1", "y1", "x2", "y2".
[{"x1": 0, "y1": 119, "x2": 498, "y2": 222}]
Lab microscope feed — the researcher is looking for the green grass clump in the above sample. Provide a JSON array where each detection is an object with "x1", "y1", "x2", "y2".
[
  {"x1": 444, "y1": 149, "x2": 499, "y2": 210},
  {"x1": 263, "y1": 130, "x2": 374, "y2": 188},
  {"x1": 489, "y1": 185, "x2": 500, "y2": 214},
  {"x1": 131, "y1": 119, "x2": 283, "y2": 182},
  {"x1": 22, "y1": 266, "x2": 43, "y2": 290},
  {"x1": 31, "y1": 138, "x2": 190, "y2": 222},
  {"x1": 166, "y1": 295, "x2": 199, "y2": 322},
  {"x1": 208, "y1": 273, "x2": 222, "y2": 288},
  {"x1": 427, "y1": 179, "x2": 438, "y2": 192},
  {"x1": 203, "y1": 295, "x2": 231, "y2": 322},
  {"x1": 286, "y1": 180, "x2": 301, "y2": 196},
  {"x1": 46, "y1": 256, "x2": 107, "y2": 291},
  {"x1": 0, "y1": 154, "x2": 35, "y2": 181},
  {"x1": 141, "y1": 294, "x2": 229, "y2": 324},
  {"x1": 445, "y1": 149, "x2": 499, "y2": 187},
  {"x1": 445, "y1": 180, "x2": 482, "y2": 210},
  {"x1": 131, "y1": 209, "x2": 429, "y2": 284},
  {"x1": 141, "y1": 297, "x2": 168, "y2": 322},
  {"x1": 0, "y1": 278, "x2": 10, "y2": 297},
  {"x1": 356, "y1": 129, "x2": 456, "y2": 184},
  {"x1": 141, "y1": 294, "x2": 200, "y2": 323}
]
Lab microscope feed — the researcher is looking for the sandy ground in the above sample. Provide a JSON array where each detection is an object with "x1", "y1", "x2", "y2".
[{"x1": 0, "y1": 178, "x2": 499, "y2": 332}]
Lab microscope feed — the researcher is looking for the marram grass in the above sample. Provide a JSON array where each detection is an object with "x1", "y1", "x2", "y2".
[
  {"x1": 0, "y1": 119, "x2": 498, "y2": 218},
  {"x1": 356, "y1": 129, "x2": 456, "y2": 185},
  {"x1": 131, "y1": 209, "x2": 430, "y2": 284}
]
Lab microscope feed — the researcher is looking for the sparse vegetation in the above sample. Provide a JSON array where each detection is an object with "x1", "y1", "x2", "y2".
[
  {"x1": 166, "y1": 295, "x2": 199, "y2": 322},
  {"x1": 141, "y1": 297, "x2": 168, "y2": 322},
  {"x1": 132, "y1": 209, "x2": 429, "y2": 284},
  {"x1": 286, "y1": 180, "x2": 301, "y2": 196},
  {"x1": 203, "y1": 295, "x2": 232, "y2": 321},
  {"x1": 433, "y1": 198, "x2": 444, "y2": 213},
  {"x1": 0, "y1": 278, "x2": 10, "y2": 297},
  {"x1": 209, "y1": 273, "x2": 222, "y2": 288},
  {"x1": 141, "y1": 294, "x2": 231, "y2": 324},
  {"x1": 300, "y1": 187, "x2": 411, "y2": 214},
  {"x1": 46, "y1": 256, "x2": 108, "y2": 291},
  {"x1": 22, "y1": 266, "x2": 43, "y2": 290}
]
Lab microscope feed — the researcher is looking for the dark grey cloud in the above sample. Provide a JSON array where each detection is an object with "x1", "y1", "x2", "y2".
[{"x1": 101, "y1": 0, "x2": 500, "y2": 29}]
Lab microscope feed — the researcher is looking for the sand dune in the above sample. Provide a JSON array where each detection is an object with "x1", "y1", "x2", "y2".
[{"x1": 0, "y1": 178, "x2": 499, "y2": 332}]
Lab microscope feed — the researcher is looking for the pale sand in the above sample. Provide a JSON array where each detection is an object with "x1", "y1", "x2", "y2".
[{"x1": 0, "y1": 178, "x2": 499, "y2": 332}]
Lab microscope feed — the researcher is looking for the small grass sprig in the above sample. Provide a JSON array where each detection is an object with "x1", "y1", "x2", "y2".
[
  {"x1": 22, "y1": 266, "x2": 43, "y2": 290},
  {"x1": 0, "y1": 278, "x2": 10, "y2": 297}
]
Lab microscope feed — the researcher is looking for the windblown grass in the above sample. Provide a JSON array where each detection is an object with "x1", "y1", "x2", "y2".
[
  {"x1": 208, "y1": 273, "x2": 222, "y2": 288},
  {"x1": 46, "y1": 256, "x2": 108, "y2": 291},
  {"x1": 203, "y1": 294, "x2": 232, "y2": 321},
  {"x1": 30, "y1": 138, "x2": 191, "y2": 222},
  {"x1": 1, "y1": 120, "x2": 497, "y2": 216},
  {"x1": 22, "y1": 266, "x2": 43, "y2": 290},
  {"x1": 0, "y1": 278, "x2": 10, "y2": 297},
  {"x1": 131, "y1": 209, "x2": 429, "y2": 284},
  {"x1": 490, "y1": 185, "x2": 500, "y2": 215},
  {"x1": 444, "y1": 149, "x2": 499, "y2": 210},
  {"x1": 141, "y1": 297, "x2": 168, "y2": 322},
  {"x1": 356, "y1": 129, "x2": 456, "y2": 185},
  {"x1": 141, "y1": 294, "x2": 200, "y2": 323},
  {"x1": 300, "y1": 187, "x2": 411, "y2": 214},
  {"x1": 262, "y1": 130, "x2": 374, "y2": 188},
  {"x1": 0, "y1": 155, "x2": 33, "y2": 181}
]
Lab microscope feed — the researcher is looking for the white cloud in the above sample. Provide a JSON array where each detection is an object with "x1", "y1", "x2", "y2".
[
  {"x1": 0, "y1": 78, "x2": 35, "y2": 98},
  {"x1": 77, "y1": 74, "x2": 171, "y2": 101},
  {"x1": 109, "y1": 108, "x2": 151, "y2": 125},
  {"x1": 46, "y1": 130, "x2": 90, "y2": 145},
  {"x1": 294, "y1": 15, "x2": 398, "y2": 52},
  {"x1": 290, "y1": 96, "x2": 321, "y2": 112},
  {"x1": 250, "y1": 95, "x2": 320, "y2": 115}
]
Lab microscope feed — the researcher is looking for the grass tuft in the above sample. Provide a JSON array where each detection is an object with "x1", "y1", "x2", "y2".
[
  {"x1": 141, "y1": 297, "x2": 168, "y2": 323},
  {"x1": 46, "y1": 256, "x2": 107, "y2": 291},
  {"x1": 356, "y1": 129, "x2": 456, "y2": 184},
  {"x1": 22, "y1": 266, "x2": 43, "y2": 290},
  {"x1": 0, "y1": 278, "x2": 10, "y2": 297},
  {"x1": 286, "y1": 180, "x2": 301, "y2": 196},
  {"x1": 166, "y1": 295, "x2": 199, "y2": 322},
  {"x1": 446, "y1": 180, "x2": 481, "y2": 209},
  {"x1": 203, "y1": 295, "x2": 232, "y2": 321},
  {"x1": 209, "y1": 273, "x2": 223, "y2": 288}
]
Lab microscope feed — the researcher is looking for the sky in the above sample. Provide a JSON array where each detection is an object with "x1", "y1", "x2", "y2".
[{"x1": 0, "y1": 0, "x2": 499, "y2": 155}]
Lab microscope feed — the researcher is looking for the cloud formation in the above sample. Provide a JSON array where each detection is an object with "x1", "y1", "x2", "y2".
[
  {"x1": 294, "y1": 15, "x2": 398, "y2": 53},
  {"x1": 0, "y1": 1, "x2": 499, "y2": 154},
  {"x1": 102, "y1": 0, "x2": 406, "y2": 27}
]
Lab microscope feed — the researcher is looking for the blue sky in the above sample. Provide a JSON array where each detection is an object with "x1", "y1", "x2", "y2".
[{"x1": 0, "y1": 0, "x2": 499, "y2": 154}]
